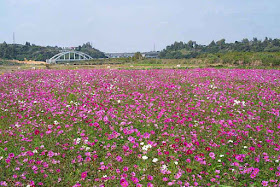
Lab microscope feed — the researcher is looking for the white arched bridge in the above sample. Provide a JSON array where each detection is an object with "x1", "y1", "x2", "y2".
[{"x1": 46, "y1": 51, "x2": 94, "y2": 64}]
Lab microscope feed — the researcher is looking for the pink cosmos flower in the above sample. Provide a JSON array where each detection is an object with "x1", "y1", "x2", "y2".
[
  {"x1": 147, "y1": 175, "x2": 153, "y2": 181},
  {"x1": 48, "y1": 151, "x2": 54, "y2": 158},
  {"x1": 249, "y1": 146, "x2": 255, "y2": 151},
  {"x1": 131, "y1": 177, "x2": 139, "y2": 184},
  {"x1": 81, "y1": 171, "x2": 87, "y2": 179},
  {"x1": 250, "y1": 168, "x2": 260, "y2": 178},
  {"x1": 261, "y1": 181, "x2": 268, "y2": 186},
  {"x1": 209, "y1": 152, "x2": 215, "y2": 159},
  {"x1": 116, "y1": 156, "x2": 123, "y2": 162},
  {"x1": 0, "y1": 181, "x2": 7, "y2": 186},
  {"x1": 123, "y1": 167, "x2": 129, "y2": 172},
  {"x1": 72, "y1": 183, "x2": 81, "y2": 187},
  {"x1": 8, "y1": 153, "x2": 14, "y2": 158},
  {"x1": 120, "y1": 179, "x2": 129, "y2": 187},
  {"x1": 34, "y1": 129, "x2": 40, "y2": 135},
  {"x1": 128, "y1": 136, "x2": 135, "y2": 142}
]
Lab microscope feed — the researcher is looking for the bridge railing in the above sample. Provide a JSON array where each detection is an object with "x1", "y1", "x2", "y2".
[{"x1": 46, "y1": 51, "x2": 94, "y2": 64}]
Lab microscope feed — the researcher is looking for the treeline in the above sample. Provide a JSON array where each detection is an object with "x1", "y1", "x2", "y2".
[
  {"x1": 75, "y1": 42, "x2": 106, "y2": 59},
  {"x1": 0, "y1": 42, "x2": 106, "y2": 61},
  {"x1": 198, "y1": 52, "x2": 280, "y2": 66},
  {"x1": 160, "y1": 37, "x2": 280, "y2": 60}
]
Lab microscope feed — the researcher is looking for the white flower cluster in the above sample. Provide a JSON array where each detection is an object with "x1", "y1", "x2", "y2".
[
  {"x1": 74, "y1": 138, "x2": 81, "y2": 144},
  {"x1": 69, "y1": 100, "x2": 79, "y2": 106},
  {"x1": 73, "y1": 138, "x2": 90, "y2": 150},
  {"x1": 142, "y1": 143, "x2": 152, "y2": 151},
  {"x1": 209, "y1": 84, "x2": 217, "y2": 89},
  {"x1": 82, "y1": 145, "x2": 91, "y2": 151},
  {"x1": 233, "y1": 100, "x2": 246, "y2": 106}
]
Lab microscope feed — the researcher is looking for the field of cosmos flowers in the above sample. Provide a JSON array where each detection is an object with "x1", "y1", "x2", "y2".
[{"x1": 0, "y1": 68, "x2": 280, "y2": 187}]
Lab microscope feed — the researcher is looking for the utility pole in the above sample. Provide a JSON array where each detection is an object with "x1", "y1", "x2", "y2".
[{"x1": 13, "y1": 32, "x2": 15, "y2": 44}]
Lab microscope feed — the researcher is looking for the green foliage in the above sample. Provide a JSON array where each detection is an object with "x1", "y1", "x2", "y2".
[
  {"x1": 133, "y1": 52, "x2": 143, "y2": 60},
  {"x1": 197, "y1": 52, "x2": 280, "y2": 66},
  {"x1": 139, "y1": 59, "x2": 162, "y2": 64},
  {"x1": 75, "y1": 42, "x2": 106, "y2": 59},
  {"x1": 0, "y1": 42, "x2": 106, "y2": 61},
  {"x1": 160, "y1": 37, "x2": 280, "y2": 62}
]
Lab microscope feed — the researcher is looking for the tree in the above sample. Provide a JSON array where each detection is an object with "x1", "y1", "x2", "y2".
[
  {"x1": 209, "y1": 40, "x2": 216, "y2": 47},
  {"x1": 133, "y1": 52, "x2": 143, "y2": 60},
  {"x1": 242, "y1": 38, "x2": 249, "y2": 44},
  {"x1": 0, "y1": 42, "x2": 106, "y2": 61},
  {"x1": 159, "y1": 37, "x2": 280, "y2": 59},
  {"x1": 216, "y1": 39, "x2": 226, "y2": 49}
]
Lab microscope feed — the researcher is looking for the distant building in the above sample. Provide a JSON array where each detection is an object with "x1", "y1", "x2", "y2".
[
  {"x1": 105, "y1": 51, "x2": 160, "y2": 59},
  {"x1": 142, "y1": 51, "x2": 160, "y2": 59},
  {"x1": 105, "y1": 53, "x2": 135, "y2": 58}
]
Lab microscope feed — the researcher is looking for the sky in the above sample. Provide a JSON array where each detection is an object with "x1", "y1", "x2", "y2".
[{"x1": 1, "y1": 0, "x2": 280, "y2": 53}]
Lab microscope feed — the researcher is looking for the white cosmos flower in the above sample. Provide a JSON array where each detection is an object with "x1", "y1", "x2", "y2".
[
  {"x1": 162, "y1": 165, "x2": 168, "y2": 170},
  {"x1": 220, "y1": 155, "x2": 224, "y2": 157},
  {"x1": 142, "y1": 145, "x2": 148, "y2": 151},
  {"x1": 142, "y1": 144, "x2": 152, "y2": 151},
  {"x1": 140, "y1": 142, "x2": 144, "y2": 145},
  {"x1": 142, "y1": 155, "x2": 148, "y2": 160},
  {"x1": 74, "y1": 138, "x2": 81, "y2": 144},
  {"x1": 174, "y1": 161, "x2": 178, "y2": 165},
  {"x1": 152, "y1": 158, "x2": 158, "y2": 163}
]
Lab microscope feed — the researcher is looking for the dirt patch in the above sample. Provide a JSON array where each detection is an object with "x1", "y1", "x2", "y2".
[{"x1": 8, "y1": 59, "x2": 46, "y2": 65}]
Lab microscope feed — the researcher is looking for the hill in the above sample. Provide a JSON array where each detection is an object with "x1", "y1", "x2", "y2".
[
  {"x1": 160, "y1": 37, "x2": 280, "y2": 59},
  {"x1": 0, "y1": 42, "x2": 106, "y2": 61}
]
